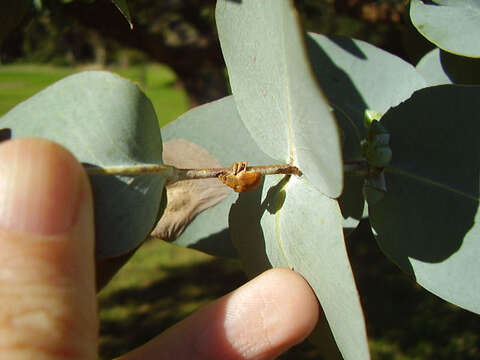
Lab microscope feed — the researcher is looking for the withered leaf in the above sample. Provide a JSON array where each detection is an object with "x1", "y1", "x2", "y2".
[{"x1": 151, "y1": 139, "x2": 231, "y2": 241}]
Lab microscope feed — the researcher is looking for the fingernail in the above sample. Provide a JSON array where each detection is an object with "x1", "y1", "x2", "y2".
[{"x1": 0, "y1": 139, "x2": 83, "y2": 235}]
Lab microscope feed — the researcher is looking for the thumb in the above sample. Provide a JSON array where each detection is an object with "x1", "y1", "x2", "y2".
[{"x1": 0, "y1": 138, "x2": 97, "y2": 359}]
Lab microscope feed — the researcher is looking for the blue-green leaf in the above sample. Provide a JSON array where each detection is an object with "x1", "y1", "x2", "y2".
[
  {"x1": 369, "y1": 85, "x2": 480, "y2": 314},
  {"x1": 410, "y1": 0, "x2": 480, "y2": 57},
  {"x1": 0, "y1": 71, "x2": 165, "y2": 259},
  {"x1": 416, "y1": 48, "x2": 480, "y2": 85},
  {"x1": 306, "y1": 33, "x2": 426, "y2": 138},
  {"x1": 306, "y1": 33, "x2": 425, "y2": 230},
  {"x1": 229, "y1": 175, "x2": 370, "y2": 360},
  {"x1": 216, "y1": 0, "x2": 343, "y2": 198}
]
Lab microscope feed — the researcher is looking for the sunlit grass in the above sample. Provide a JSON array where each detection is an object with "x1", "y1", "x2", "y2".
[
  {"x1": 0, "y1": 64, "x2": 73, "y2": 117},
  {"x1": 0, "y1": 63, "x2": 188, "y2": 126},
  {"x1": 98, "y1": 239, "x2": 246, "y2": 359}
]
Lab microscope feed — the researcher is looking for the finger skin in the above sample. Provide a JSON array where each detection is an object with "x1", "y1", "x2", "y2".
[
  {"x1": 0, "y1": 139, "x2": 97, "y2": 359},
  {"x1": 118, "y1": 268, "x2": 319, "y2": 360}
]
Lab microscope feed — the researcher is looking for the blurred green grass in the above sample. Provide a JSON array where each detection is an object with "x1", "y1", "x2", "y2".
[
  {"x1": 0, "y1": 63, "x2": 188, "y2": 126},
  {"x1": 98, "y1": 239, "x2": 247, "y2": 359},
  {"x1": 1, "y1": 64, "x2": 479, "y2": 360}
]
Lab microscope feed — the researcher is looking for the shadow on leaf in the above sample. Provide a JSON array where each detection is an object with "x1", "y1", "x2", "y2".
[{"x1": 371, "y1": 85, "x2": 480, "y2": 280}]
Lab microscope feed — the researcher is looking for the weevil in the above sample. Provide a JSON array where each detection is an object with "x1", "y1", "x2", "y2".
[{"x1": 218, "y1": 161, "x2": 263, "y2": 192}]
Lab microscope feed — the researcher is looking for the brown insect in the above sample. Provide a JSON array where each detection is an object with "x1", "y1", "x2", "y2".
[{"x1": 218, "y1": 161, "x2": 264, "y2": 193}]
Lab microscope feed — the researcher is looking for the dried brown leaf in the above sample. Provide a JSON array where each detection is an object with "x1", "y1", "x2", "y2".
[{"x1": 151, "y1": 139, "x2": 231, "y2": 241}]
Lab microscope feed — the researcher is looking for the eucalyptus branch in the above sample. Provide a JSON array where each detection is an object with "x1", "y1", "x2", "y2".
[
  {"x1": 171, "y1": 164, "x2": 301, "y2": 184},
  {"x1": 84, "y1": 164, "x2": 175, "y2": 177},
  {"x1": 84, "y1": 163, "x2": 301, "y2": 184},
  {"x1": 85, "y1": 161, "x2": 369, "y2": 184}
]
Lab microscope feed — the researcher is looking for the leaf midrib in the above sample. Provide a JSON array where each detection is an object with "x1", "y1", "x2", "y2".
[
  {"x1": 386, "y1": 166, "x2": 479, "y2": 202},
  {"x1": 280, "y1": 0, "x2": 295, "y2": 164},
  {"x1": 275, "y1": 0, "x2": 295, "y2": 269}
]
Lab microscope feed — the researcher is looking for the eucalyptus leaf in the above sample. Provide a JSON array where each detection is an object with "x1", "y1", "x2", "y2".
[
  {"x1": 111, "y1": 0, "x2": 133, "y2": 29},
  {"x1": 305, "y1": 33, "x2": 426, "y2": 231},
  {"x1": 0, "y1": 71, "x2": 166, "y2": 259},
  {"x1": 416, "y1": 48, "x2": 480, "y2": 85},
  {"x1": 216, "y1": 0, "x2": 343, "y2": 198},
  {"x1": 306, "y1": 33, "x2": 426, "y2": 137},
  {"x1": 369, "y1": 85, "x2": 480, "y2": 314},
  {"x1": 161, "y1": 96, "x2": 275, "y2": 258},
  {"x1": 410, "y1": 0, "x2": 480, "y2": 57},
  {"x1": 229, "y1": 175, "x2": 370, "y2": 360}
]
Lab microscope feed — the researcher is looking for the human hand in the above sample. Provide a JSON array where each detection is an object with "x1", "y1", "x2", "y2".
[{"x1": 0, "y1": 138, "x2": 319, "y2": 359}]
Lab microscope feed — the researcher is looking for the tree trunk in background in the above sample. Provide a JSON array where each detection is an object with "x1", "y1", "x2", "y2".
[
  {"x1": 89, "y1": 30, "x2": 107, "y2": 67},
  {"x1": 63, "y1": 0, "x2": 228, "y2": 107}
]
